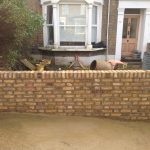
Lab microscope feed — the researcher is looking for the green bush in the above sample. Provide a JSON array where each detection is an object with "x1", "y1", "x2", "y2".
[
  {"x1": 7, "y1": 50, "x2": 21, "y2": 70},
  {"x1": 0, "y1": 0, "x2": 43, "y2": 69}
]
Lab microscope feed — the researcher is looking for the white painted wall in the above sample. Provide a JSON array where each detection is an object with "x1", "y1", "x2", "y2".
[
  {"x1": 119, "y1": 0, "x2": 150, "y2": 9},
  {"x1": 139, "y1": 9, "x2": 145, "y2": 53},
  {"x1": 137, "y1": 9, "x2": 144, "y2": 52},
  {"x1": 141, "y1": 9, "x2": 150, "y2": 58},
  {"x1": 115, "y1": 8, "x2": 125, "y2": 60}
]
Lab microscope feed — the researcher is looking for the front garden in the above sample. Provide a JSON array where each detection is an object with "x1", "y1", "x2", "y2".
[{"x1": 0, "y1": 0, "x2": 145, "y2": 71}]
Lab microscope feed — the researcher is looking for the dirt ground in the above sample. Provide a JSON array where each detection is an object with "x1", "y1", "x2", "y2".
[{"x1": 0, "y1": 113, "x2": 150, "y2": 150}]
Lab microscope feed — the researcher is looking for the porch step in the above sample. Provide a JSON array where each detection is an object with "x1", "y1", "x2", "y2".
[
  {"x1": 121, "y1": 56, "x2": 142, "y2": 62},
  {"x1": 121, "y1": 57, "x2": 142, "y2": 70},
  {"x1": 127, "y1": 62, "x2": 142, "y2": 70}
]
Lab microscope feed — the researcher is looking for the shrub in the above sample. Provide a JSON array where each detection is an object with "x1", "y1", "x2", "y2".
[
  {"x1": 7, "y1": 50, "x2": 21, "y2": 70},
  {"x1": 0, "y1": 0, "x2": 43, "y2": 69}
]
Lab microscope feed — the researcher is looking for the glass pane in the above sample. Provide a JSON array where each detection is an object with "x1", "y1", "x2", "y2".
[
  {"x1": 92, "y1": 6, "x2": 97, "y2": 25},
  {"x1": 125, "y1": 9, "x2": 140, "y2": 14},
  {"x1": 92, "y1": 27, "x2": 97, "y2": 42},
  {"x1": 60, "y1": 27, "x2": 85, "y2": 42},
  {"x1": 59, "y1": 4, "x2": 86, "y2": 25},
  {"x1": 48, "y1": 26, "x2": 54, "y2": 45},
  {"x1": 122, "y1": 18, "x2": 128, "y2": 38},
  {"x1": 47, "y1": 5, "x2": 53, "y2": 24},
  {"x1": 130, "y1": 18, "x2": 137, "y2": 38}
]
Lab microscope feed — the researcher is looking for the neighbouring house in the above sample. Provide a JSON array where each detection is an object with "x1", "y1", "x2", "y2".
[{"x1": 27, "y1": 0, "x2": 150, "y2": 66}]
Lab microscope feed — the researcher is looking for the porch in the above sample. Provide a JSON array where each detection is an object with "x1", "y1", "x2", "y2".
[{"x1": 115, "y1": 0, "x2": 150, "y2": 61}]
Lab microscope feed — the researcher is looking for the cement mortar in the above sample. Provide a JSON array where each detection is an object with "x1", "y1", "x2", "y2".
[{"x1": 0, "y1": 113, "x2": 150, "y2": 150}]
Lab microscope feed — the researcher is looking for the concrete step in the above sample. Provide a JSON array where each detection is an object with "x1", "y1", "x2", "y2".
[
  {"x1": 127, "y1": 62, "x2": 142, "y2": 70},
  {"x1": 127, "y1": 65, "x2": 142, "y2": 70},
  {"x1": 121, "y1": 56, "x2": 141, "y2": 62},
  {"x1": 127, "y1": 61, "x2": 142, "y2": 65},
  {"x1": 121, "y1": 57, "x2": 142, "y2": 70}
]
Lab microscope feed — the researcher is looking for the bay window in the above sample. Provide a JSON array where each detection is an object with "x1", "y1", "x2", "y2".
[
  {"x1": 41, "y1": 0, "x2": 103, "y2": 49},
  {"x1": 59, "y1": 4, "x2": 86, "y2": 46}
]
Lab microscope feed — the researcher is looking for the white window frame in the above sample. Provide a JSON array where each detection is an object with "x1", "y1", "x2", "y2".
[
  {"x1": 92, "y1": 4, "x2": 102, "y2": 43},
  {"x1": 59, "y1": 3, "x2": 87, "y2": 47},
  {"x1": 41, "y1": 0, "x2": 103, "y2": 50},
  {"x1": 47, "y1": 5, "x2": 54, "y2": 45},
  {"x1": 92, "y1": 5, "x2": 98, "y2": 43}
]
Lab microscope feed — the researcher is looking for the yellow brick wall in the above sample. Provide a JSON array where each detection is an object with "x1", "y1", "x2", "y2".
[{"x1": 0, "y1": 70, "x2": 150, "y2": 120}]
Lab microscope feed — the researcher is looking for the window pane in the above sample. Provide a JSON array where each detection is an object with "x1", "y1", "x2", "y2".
[
  {"x1": 60, "y1": 27, "x2": 85, "y2": 42},
  {"x1": 122, "y1": 18, "x2": 128, "y2": 38},
  {"x1": 92, "y1": 27, "x2": 97, "y2": 42},
  {"x1": 92, "y1": 6, "x2": 97, "y2": 25},
  {"x1": 59, "y1": 4, "x2": 86, "y2": 25},
  {"x1": 48, "y1": 26, "x2": 54, "y2": 45},
  {"x1": 130, "y1": 18, "x2": 137, "y2": 38},
  {"x1": 47, "y1": 5, "x2": 53, "y2": 24}
]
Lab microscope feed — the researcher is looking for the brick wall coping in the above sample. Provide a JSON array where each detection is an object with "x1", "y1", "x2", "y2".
[{"x1": 0, "y1": 70, "x2": 150, "y2": 79}]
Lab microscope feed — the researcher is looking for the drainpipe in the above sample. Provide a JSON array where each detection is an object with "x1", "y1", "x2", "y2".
[{"x1": 106, "y1": 0, "x2": 111, "y2": 61}]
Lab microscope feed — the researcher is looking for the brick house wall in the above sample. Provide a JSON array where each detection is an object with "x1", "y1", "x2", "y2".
[
  {"x1": 26, "y1": 0, "x2": 43, "y2": 46},
  {"x1": 0, "y1": 71, "x2": 150, "y2": 120},
  {"x1": 102, "y1": 0, "x2": 119, "y2": 55},
  {"x1": 26, "y1": 0, "x2": 119, "y2": 55}
]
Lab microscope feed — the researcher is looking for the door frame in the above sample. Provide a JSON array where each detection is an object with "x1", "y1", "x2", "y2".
[
  {"x1": 121, "y1": 14, "x2": 140, "y2": 57},
  {"x1": 115, "y1": 0, "x2": 150, "y2": 61}
]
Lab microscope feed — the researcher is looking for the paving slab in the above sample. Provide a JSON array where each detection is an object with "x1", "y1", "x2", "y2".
[{"x1": 0, "y1": 113, "x2": 150, "y2": 150}]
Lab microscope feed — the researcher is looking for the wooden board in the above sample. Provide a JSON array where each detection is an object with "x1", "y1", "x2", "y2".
[{"x1": 20, "y1": 59, "x2": 36, "y2": 71}]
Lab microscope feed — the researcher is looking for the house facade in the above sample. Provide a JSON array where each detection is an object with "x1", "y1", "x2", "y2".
[{"x1": 28, "y1": 0, "x2": 150, "y2": 65}]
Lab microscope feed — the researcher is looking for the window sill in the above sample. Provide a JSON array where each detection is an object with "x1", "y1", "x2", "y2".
[{"x1": 38, "y1": 47, "x2": 106, "y2": 52}]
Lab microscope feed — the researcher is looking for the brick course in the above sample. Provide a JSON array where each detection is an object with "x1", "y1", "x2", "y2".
[{"x1": 0, "y1": 70, "x2": 150, "y2": 120}]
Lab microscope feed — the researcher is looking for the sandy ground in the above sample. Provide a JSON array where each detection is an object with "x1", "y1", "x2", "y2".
[{"x1": 0, "y1": 113, "x2": 150, "y2": 150}]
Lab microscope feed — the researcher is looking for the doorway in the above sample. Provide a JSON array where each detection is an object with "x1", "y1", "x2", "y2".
[{"x1": 122, "y1": 14, "x2": 140, "y2": 57}]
